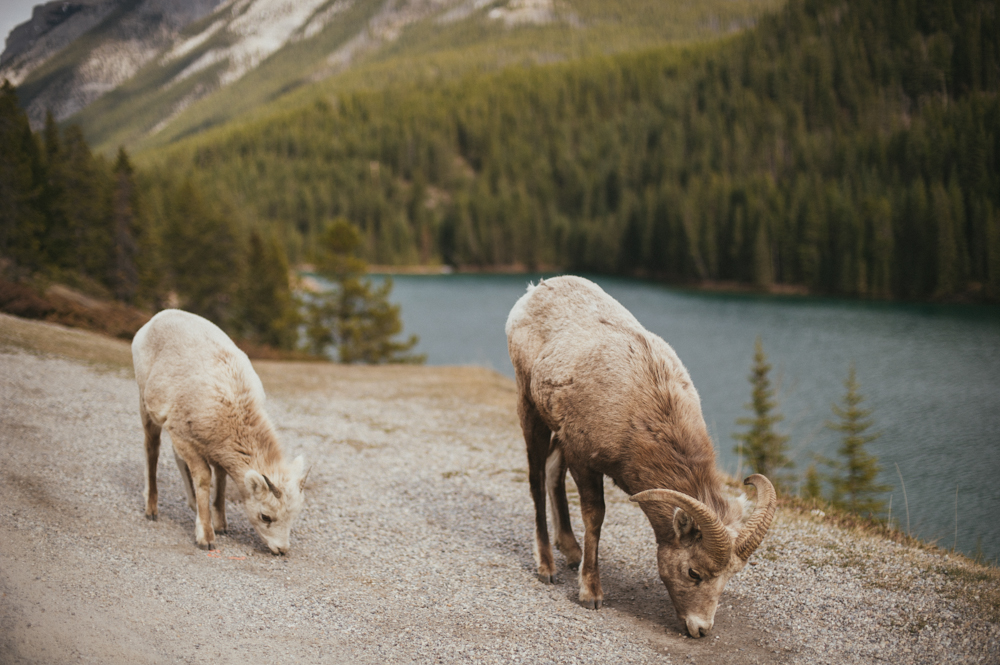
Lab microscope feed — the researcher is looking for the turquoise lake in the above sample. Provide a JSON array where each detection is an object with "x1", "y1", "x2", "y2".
[{"x1": 372, "y1": 272, "x2": 1000, "y2": 563}]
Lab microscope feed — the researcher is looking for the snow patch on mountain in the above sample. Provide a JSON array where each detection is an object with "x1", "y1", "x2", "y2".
[{"x1": 165, "y1": 0, "x2": 330, "y2": 87}]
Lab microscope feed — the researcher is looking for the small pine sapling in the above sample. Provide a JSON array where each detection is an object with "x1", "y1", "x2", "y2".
[
  {"x1": 824, "y1": 363, "x2": 890, "y2": 517},
  {"x1": 732, "y1": 336, "x2": 794, "y2": 491},
  {"x1": 304, "y1": 218, "x2": 425, "y2": 364},
  {"x1": 801, "y1": 462, "x2": 823, "y2": 502}
]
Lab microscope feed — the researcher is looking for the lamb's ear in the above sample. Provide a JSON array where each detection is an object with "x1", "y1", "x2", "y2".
[
  {"x1": 673, "y1": 507, "x2": 698, "y2": 542},
  {"x1": 289, "y1": 455, "x2": 310, "y2": 491},
  {"x1": 245, "y1": 470, "x2": 269, "y2": 500}
]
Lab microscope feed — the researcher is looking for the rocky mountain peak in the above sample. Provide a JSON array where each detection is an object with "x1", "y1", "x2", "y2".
[{"x1": 0, "y1": 0, "x2": 225, "y2": 128}]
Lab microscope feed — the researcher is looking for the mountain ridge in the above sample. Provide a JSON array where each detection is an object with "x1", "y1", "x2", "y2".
[
  {"x1": 1, "y1": 0, "x2": 225, "y2": 129},
  {"x1": 1, "y1": 0, "x2": 780, "y2": 153}
]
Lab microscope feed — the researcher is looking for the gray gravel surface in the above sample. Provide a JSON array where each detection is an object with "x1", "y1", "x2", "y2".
[{"x1": 0, "y1": 314, "x2": 997, "y2": 664}]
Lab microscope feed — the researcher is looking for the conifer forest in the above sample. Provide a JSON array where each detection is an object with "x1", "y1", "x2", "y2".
[{"x1": 2, "y1": 0, "x2": 999, "y2": 355}]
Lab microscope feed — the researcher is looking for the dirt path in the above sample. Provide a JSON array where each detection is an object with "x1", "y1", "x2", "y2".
[{"x1": 1, "y1": 313, "x2": 996, "y2": 664}]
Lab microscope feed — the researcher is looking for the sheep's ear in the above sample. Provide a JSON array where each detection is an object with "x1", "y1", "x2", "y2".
[
  {"x1": 245, "y1": 470, "x2": 269, "y2": 499},
  {"x1": 673, "y1": 507, "x2": 698, "y2": 543},
  {"x1": 290, "y1": 455, "x2": 305, "y2": 477},
  {"x1": 289, "y1": 455, "x2": 310, "y2": 491}
]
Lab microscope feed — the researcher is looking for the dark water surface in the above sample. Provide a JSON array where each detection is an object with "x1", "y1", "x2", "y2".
[{"x1": 377, "y1": 272, "x2": 1000, "y2": 562}]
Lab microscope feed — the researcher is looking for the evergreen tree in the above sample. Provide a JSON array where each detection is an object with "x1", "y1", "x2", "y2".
[
  {"x1": 305, "y1": 218, "x2": 424, "y2": 364},
  {"x1": 37, "y1": 122, "x2": 115, "y2": 283},
  {"x1": 329, "y1": 276, "x2": 424, "y2": 364},
  {"x1": 733, "y1": 336, "x2": 794, "y2": 491},
  {"x1": 39, "y1": 111, "x2": 73, "y2": 271},
  {"x1": 162, "y1": 179, "x2": 242, "y2": 325},
  {"x1": 63, "y1": 125, "x2": 113, "y2": 282},
  {"x1": 235, "y1": 229, "x2": 300, "y2": 350},
  {"x1": 824, "y1": 363, "x2": 891, "y2": 516},
  {"x1": 0, "y1": 80, "x2": 45, "y2": 270},
  {"x1": 802, "y1": 462, "x2": 823, "y2": 501},
  {"x1": 111, "y1": 148, "x2": 139, "y2": 303},
  {"x1": 932, "y1": 181, "x2": 958, "y2": 297}
]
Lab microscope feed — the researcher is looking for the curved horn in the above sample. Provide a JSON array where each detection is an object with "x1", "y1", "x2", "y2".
[
  {"x1": 630, "y1": 489, "x2": 731, "y2": 570},
  {"x1": 734, "y1": 474, "x2": 776, "y2": 560}
]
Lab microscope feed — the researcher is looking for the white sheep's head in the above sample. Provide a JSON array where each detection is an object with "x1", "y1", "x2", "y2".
[
  {"x1": 631, "y1": 474, "x2": 777, "y2": 638},
  {"x1": 243, "y1": 455, "x2": 307, "y2": 555}
]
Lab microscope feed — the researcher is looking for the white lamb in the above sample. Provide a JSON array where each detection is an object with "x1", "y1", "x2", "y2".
[{"x1": 132, "y1": 309, "x2": 306, "y2": 554}]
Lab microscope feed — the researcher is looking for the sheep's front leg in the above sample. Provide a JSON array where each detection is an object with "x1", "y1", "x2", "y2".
[
  {"x1": 211, "y1": 463, "x2": 228, "y2": 533},
  {"x1": 572, "y1": 468, "x2": 606, "y2": 609},
  {"x1": 174, "y1": 443, "x2": 216, "y2": 550}
]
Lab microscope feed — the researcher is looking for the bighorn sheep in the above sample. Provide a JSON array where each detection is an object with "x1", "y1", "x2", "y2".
[
  {"x1": 506, "y1": 276, "x2": 776, "y2": 638},
  {"x1": 132, "y1": 309, "x2": 307, "y2": 554}
]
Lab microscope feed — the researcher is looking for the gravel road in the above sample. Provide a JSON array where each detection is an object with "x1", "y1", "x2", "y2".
[{"x1": 1, "y1": 313, "x2": 997, "y2": 664}]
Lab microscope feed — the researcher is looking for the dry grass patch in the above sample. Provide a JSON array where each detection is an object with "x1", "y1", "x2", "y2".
[
  {"x1": 0, "y1": 312, "x2": 133, "y2": 372},
  {"x1": 781, "y1": 494, "x2": 1000, "y2": 624},
  {"x1": 939, "y1": 561, "x2": 1000, "y2": 624},
  {"x1": 255, "y1": 360, "x2": 518, "y2": 410}
]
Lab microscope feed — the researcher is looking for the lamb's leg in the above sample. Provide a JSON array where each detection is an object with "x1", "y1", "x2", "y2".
[
  {"x1": 211, "y1": 463, "x2": 227, "y2": 533},
  {"x1": 521, "y1": 399, "x2": 557, "y2": 583},
  {"x1": 141, "y1": 405, "x2": 162, "y2": 521},
  {"x1": 572, "y1": 467, "x2": 606, "y2": 609},
  {"x1": 174, "y1": 451, "x2": 197, "y2": 511},
  {"x1": 174, "y1": 442, "x2": 216, "y2": 550},
  {"x1": 546, "y1": 443, "x2": 582, "y2": 569}
]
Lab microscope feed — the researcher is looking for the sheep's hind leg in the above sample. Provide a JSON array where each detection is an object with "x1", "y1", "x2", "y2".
[
  {"x1": 546, "y1": 444, "x2": 582, "y2": 570},
  {"x1": 522, "y1": 401, "x2": 557, "y2": 583},
  {"x1": 141, "y1": 405, "x2": 162, "y2": 521},
  {"x1": 572, "y1": 467, "x2": 605, "y2": 609},
  {"x1": 211, "y1": 463, "x2": 228, "y2": 533}
]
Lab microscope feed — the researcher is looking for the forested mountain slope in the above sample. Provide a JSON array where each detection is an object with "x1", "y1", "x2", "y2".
[
  {"x1": 2, "y1": 0, "x2": 781, "y2": 154},
  {"x1": 152, "y1": 0, "x2": 1000, "y2": 301}
]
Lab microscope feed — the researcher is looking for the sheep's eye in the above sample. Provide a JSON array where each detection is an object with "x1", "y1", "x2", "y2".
[
  {"x1": 688, "y1": 568, "x2": 702, "y2": 582},
  {"x1": 260, "y1": 514, "x2": 273, "y2": 524}
]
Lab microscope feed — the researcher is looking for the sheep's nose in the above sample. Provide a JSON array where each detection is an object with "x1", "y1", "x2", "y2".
[{"x1": 685, "y1": 616, "x2": 713, "y2": 638}]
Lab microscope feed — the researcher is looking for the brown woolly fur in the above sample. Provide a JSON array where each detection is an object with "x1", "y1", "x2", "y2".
[
  {"x1": 506, "y1": 275, "x2": 776, "y2": 639},
  {"x1": 132, "y1": 309, "x2": 306, "y2": 555}
]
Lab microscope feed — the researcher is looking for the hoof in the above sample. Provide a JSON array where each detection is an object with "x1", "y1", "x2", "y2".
[
  {"x1": 567, "y1": 561, "x2": 580, "y2": 571},
  {"x1": 196, "y1": 541, "x2": 212, "y2": 550},
  {"x1": 538, "y1": 573, "x2": 554, "y2": 584},
  {"x1": 584, "y1": 598, "x2": 603, "y2": 610},
  {"x1": 145, "y1": 513, "x2": 157, "y2": 521}
]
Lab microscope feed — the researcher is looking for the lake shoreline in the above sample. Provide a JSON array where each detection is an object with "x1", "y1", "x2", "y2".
[{"x1": 360, "y1": 265, "x2": 998, "y2": 306}]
